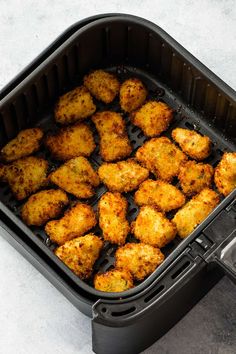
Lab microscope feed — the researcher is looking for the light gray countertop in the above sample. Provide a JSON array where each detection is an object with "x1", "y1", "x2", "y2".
[{"x1": 0, "y1": 1, "x2": 236, "y2": 353}]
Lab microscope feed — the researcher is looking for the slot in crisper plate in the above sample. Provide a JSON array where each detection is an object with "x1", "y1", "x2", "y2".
[{"x1": 0, "y1": 16, "x2": 235, "y2": 299}]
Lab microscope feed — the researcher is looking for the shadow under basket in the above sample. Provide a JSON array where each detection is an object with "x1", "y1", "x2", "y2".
[{"x1": 0, "y1": 14, "x2": 236, "y2": 354}]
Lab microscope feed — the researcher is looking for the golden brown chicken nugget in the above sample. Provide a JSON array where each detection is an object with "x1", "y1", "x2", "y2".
[
  {"x1": 0, "y1": 164, "x2": 6, "y2": 182},
  {"x1": 120, "y1": 78, "x2": 147, "y2": 113},
  {"x1": 4, "y1": 156, "x2": 48, "y2": 200},
  {"x1": 49, "y1": 157, "x2": 99, "y2": 199},
  {"x1": 172, "y1": 188, "x2": 219, "y2": 238},
  {"x1": 214, "y1": 152, "x2": 236, "y2": 196},
  {"x1": 94, "y1": 269, "x2": 133, "y2": 292},
  {"x1": 136, "y1": 137, "x2": 187, "y2": 182},
  {"x1": 45, "y1": 123, "x2": 95, "y2": 161},
  {"x1": 21, "y1": 189, "x2": 69, "y2": 226},
  {"x1": 98, "y1": 192, "x2": 130, "y2": 245},
  {"x1": 115, "y1": 243, "x2": 164, "y2": 281},
  {"x1": 0, "y1": 128, "x2": 43, "y2": 163},
  {"x1": 131, "y1": 205, "x2": 177, "y2": 248},
  {"x1": 55, "y1": 86, "x2": 96, "y2": 125},
  {"x1": 134, "y1": 179, "x2": 185, "y2": 212},
  {"x1": 84, "y1": 70, "x2": 120, "y2": 103},
  {"x1": 45, "y1": 203, "x2": 97, "y2": 245},
  {"x1": 55, "y1": 234, "x2": 103, "y2": 279},
  {"x1": 178, "y1": 160, "x2": 213, "y2": 196},
  {"x1": 131, "y1": 101, "x2": 173, "y2": 137},
  {"x1": 172, "y1": 127, "x2": 211, "y2": 160},
  {"x1": 92, "y1": 111, "x2": 132, "y2": 161},
  {"x1": 98, "y1": 159, "x2": 149, "y2": 192}
]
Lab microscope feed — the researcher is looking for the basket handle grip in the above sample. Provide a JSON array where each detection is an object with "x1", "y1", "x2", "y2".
[{"x1": 207, "y1": 231, "x2": 236, "y2": 284}]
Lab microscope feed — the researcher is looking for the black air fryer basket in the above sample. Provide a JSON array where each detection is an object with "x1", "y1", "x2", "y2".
[{"x1": 0, "y1": 14, "x2": 236, "y2": 354}]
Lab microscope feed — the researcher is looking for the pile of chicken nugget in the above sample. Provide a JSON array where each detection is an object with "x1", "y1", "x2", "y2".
[{"x1": 0, "y1": 69, "x2": 235, "y2": 293}]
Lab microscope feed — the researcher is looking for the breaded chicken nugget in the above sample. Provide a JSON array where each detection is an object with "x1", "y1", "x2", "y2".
[
  {"x1": 4, "y1": 156, "x2": 48, "y2": 200},
  {"x1": 98, "y1": 192, "x2": 130, "y2": 245},
  {"x1": 55, "y1": 234, "x2": 103, "y2": 279},
  {"x1": 136, "y1": 137, "x2": 187, "y2": 181},
  {"x1": 84, "y1": 70, "x2": 120, "y2": 104},
  {"x1": 0, "y1": 164, "x2": 6, "y2": 182},
  {"x1": 131, "y1": 205, "x2": 177, "y2": 248},
  {"x1": 92, "y1": 111, "x2": 129, "y2": 137},
  {"x1": 214, "y1": 152, "x2": 236, "y2": 196},
  {"x1": 55, "y1": 86, "x2": 96, "y2": 125},
  {"x1": 45, "y1": 123, "x2": 95, "y2": 161},
  {"x1": 21, "y1": 189, "x2": 69, "y2": 226},
  {"x1": 0, "y1": 128, "x2": 43, "y2": 162},
  {"x1": 120, "y1": 78, "x2": 147, "y2": 113},
  {"x1": 178, "y1": 160, "x2": 214, "y2": 196},
  {"x1": 172, "y1": 127, "x2": 211, "y2": 160},
  {"x1": 131, "y1": 101, "x2": 173, "y2": 137},
  {"x1": 115, "y1": 243, "x2": 164, "y2": 281},
  {"x1": 172, "y1": 188, "x2": 219, "y2": 238},
  {"x1": 92, "y1": 111, "x2": 132, "y2": 161},
  {"x1": 49, "y1": 157, "x2": 99, "y2": 198},
  {"x1": 45, "y1": 203, "x2": 97, "y2": 245},
  {"x1": 134, "y1": 179, "x2": 185, "y2": 212},
  {"x1": 94, "y1": 269, "x2": 133, "y2": 292},
  {"x1": 98, "y1": 159, "x2": 149, "y2": 192}
]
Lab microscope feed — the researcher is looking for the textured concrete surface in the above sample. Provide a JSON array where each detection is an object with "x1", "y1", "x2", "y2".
[{"x1": 0, "y1": 1, "x2": 236, "y2": 353}]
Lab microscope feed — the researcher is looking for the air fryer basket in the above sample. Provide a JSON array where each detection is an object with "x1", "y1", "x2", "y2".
[{"x1": 0, "y1": 14, "x2": 236, "y2": 354}]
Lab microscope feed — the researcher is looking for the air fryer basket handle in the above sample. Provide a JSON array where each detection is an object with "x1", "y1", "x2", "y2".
[
  {"x1": 203, "y1": 194, "x2": 236, "y2": 284},
  {"x1": 210, "y1": 231, "x2": 236, "y2": 285}
]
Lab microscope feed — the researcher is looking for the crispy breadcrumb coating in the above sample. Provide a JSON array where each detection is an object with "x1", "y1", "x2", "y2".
[
  {"x1": 84, "y1": 70, "x2": 120, "y2": 103},
  {"x1": 45, "y1": 123, "x2": 95, "y2": 161},
  {"x1": 214, "y1": 152, "x2": 236, "y2": 196},
  {"x1": 21, "y1": 189, "x2": 69, "y2": 226},
  {"x1": 55, "y1": 86, "x2": 96, "y2": 124},
  {"x1": 94, "y1": 269, "x2": 134, "y2": 292},
  {"x1": 178, "y1": 160, "x2": 213, "y2": 196},
  {"x1": 92, "y1": 111, "x2": 132, "y2": 161},
  {"x1": 171, "y1": 127, "x2": 211, "y2": 160},
  {"x1": 0, "y1": 128, "x2": 43, "y2": 162},
  {"x1": 120, "y1": 78, "x2": 147, "y2": 112},
  {"x1": 131, "y1": 205, "x2": 177, "y2": 248},
  {"x1": 115, "y1": 243, "x2": 164, "y2": 281},
  {"x1": 4, "y1": 156, "x2": 48, "y2": 200},
  {"x1": 131, "y1": 101, "x2": 173, "y2": 137},
  {"x1": 45, "y1": 203, "x2": 97, "y2": 245},
  {"x1": 136, "y1": 137, "x2": 187, "y2": 181},
  {"x1": 172, "y1": 188, "x2": 219, "y2": 238},
  {"x1": 0, "y1": 164, "x2": 6, "y2": 182},
  {"x1": 55, "y1": 234, "x2": 103, "y2": 279},
  {"x1": 49, "y1": 157, "x2": 99, "y2": 198},
  {"x1": 98, "y1": 159, "x2": 149, "y2": 192},
  {"x1": 134, "y1": 179, "x2": 185, "y2": 212},
  {"x1": 98, "y1": 192, "x2": 130, "y2": 245}
]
